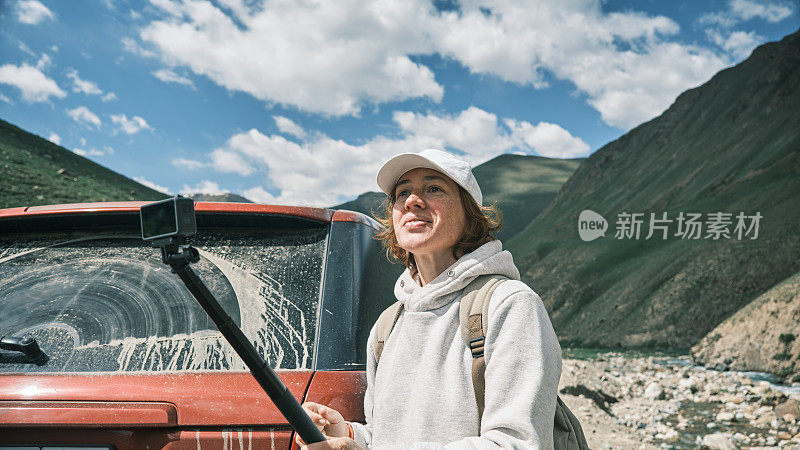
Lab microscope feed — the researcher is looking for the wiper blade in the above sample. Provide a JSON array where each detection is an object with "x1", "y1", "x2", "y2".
[{"x1": 0, "y1": 336, "x2": 49, "y2": 366}]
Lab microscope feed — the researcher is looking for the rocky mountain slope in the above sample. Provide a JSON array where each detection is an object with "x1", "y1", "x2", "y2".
[
  {"x1": 506, "y1": 29, "x2": 800, "y2": 353},
  {"x1": 691, "y1": 271, "x2": 800, "y2": 380}
]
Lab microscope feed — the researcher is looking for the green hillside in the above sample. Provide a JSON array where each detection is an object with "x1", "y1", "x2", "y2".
[
  {"x1": 472, "y1": 154, "x2": 583, "y2": 242},
  {"x1": 507, "y1": 29, "x2": 800, "y2": 350},
  {"x1": 333, "y1": 154, "x2": 583, "y2": 243},
  {"x1": 0, "y1": 118, "x2": 168, "y2": 209}
]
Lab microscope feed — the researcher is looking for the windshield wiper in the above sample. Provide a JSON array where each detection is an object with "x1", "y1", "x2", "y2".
[{"x1": 0, "y1": 336, "x2": 49, "y2": 366}]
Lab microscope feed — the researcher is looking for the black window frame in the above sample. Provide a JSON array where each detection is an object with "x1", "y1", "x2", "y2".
[{"x1": 314, "y1": 220, "x2": 400, "y2": 371}]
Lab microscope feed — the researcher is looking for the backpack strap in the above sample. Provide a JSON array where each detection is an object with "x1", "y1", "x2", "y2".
[
  {"x1": 373, "y1": 301, "x2": 404, "y2": 363},
  {"x1": 460, "y1": 277, "x2": 590, "y2": 449},
  {"x1": 458, "y1": 274, "x2": 508, "y2": 432}
]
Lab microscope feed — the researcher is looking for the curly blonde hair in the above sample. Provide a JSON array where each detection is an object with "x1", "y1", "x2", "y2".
[{"x1": 372, "y1": 183, "x2": 502, "y2": 268}]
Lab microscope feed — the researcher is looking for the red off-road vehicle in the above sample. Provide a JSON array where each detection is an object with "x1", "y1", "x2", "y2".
[{"x1": 0, "y1": 201, "x2": 395, "y2": 449}]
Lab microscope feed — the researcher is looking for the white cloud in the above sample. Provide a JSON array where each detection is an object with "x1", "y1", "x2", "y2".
[
  {"x1": 67, "y1": 106, "x2": 102, "y2": 128},
  {"x1": 433, "y1": 3, "x2": 728, "y2": 130},
  {"x1": 35, "y1": 54, "x2": 52, "y2": 70},
  {"x1": 140, "y1": 0, "x2": 443, "y2": 116},
  {"x1": 136, "y1": 0, "x2": 733, "y2": 130},
  {"x1": 121, "y1": 36, "x2": 157, "y2": 58},
  {"x1": 172, "y1": 157, "x2": 206, "y2": 170},
  {"x1": 152, "y1": 68, "x2": 195, "y2": 88},
  {"x1": 205, "y1": 106, "x2": 588, "y2": 206},
  {"x1": 47, "y1": 132, "x2": 61, "y2": 145},
  {"x1": 73, "y1": 148, "x2": 105, "y2": 157},
  {"x1": 0, "y1": 63, "x2": 66, "y2": 102},
  {"x1": 700, "y1": 0, "x2": 794, "y2": 26},
  {"x1": 699, "y1": 12, "x2": 737, "y2": 28},
  {"x1": 242, "y1": 186, "x2": 280, "y2": 204},
  {"x1": 504, "y1": 120, "x2": 590, "y2": 158},
  {"x1": 210, "y1": 148, "x2": 255, "y2": 175},
  {"x1": 17, "y1": 0, "x2": 54, "y2": 25},
  {"x1": 575, "y1": 42, "x2": 728, "y2": 129},
  {"x1": 273, "y1": 116, "x2": 307, "y2": 139},
  {"x1": 66, "y1": 69, "x2": 104, "y2": 95},
  {"x1": 393, "y1": 108, "x2": 514, "y2": 162},
  {"x1": 730, "y1": 0, "x2": 794, "y2": 22},
  {"x1": 206, "y1": 128, "x2": 392, "y2": 205},
  {"x1": 181, "y1": 180, "x2": 226, "y2": 195},
  {"x1": 698, "y1": 0, "x2": 787, "y2": 61},
  {"x1": 0, "y1": 92, "x2": 12, "y2": 104},
  {"x1": 111, "y1": 114, "x2": 151, "y2": 134},
  {"x1": 101, "y1": 92, "x2": 117, "y2": 101},
  {"x1": 134, "y1": 176, "x2": 171, "y2": 193},
  {"x1": 396, "y1": 107, "x2": 590, "y2": 161},
  {"x1": 18, "y1": 41, "x2": 35, "y2": 57},
  {"x1": 708, "y1": 29, "x2": 764, "y2": 59}
]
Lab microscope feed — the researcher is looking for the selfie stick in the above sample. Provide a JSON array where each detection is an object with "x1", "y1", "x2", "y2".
[{"x1": 155, "y1": 237, "x2": 326, "y2": 445}]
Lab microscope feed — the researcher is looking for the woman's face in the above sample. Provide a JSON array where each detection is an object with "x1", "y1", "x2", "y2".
[{"x1": 391, "y1": 167, "x2": 466, "y2": 259}]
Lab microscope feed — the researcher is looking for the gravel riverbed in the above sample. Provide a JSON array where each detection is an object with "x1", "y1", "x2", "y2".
[{"x1": 558, "y1": 352, "x2": 800, "y2": 449}]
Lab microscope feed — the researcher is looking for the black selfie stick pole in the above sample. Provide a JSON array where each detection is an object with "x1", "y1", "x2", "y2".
[{"x1": 157, "y1": 238, "x2": 326, "y2": 445}]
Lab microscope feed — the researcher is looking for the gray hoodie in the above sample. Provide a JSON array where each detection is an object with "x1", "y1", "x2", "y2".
[{"x1": 349, "y1": 240, "x2": 562, "y2": 449}]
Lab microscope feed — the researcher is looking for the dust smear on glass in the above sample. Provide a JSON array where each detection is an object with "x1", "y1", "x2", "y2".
[{"x1": 0, "y1": 228, "x2": 326, "y2": 373}]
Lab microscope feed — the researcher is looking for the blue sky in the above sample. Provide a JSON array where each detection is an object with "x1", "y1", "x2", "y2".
[{"x1": 0, "y1": 0, "x2": 797, "y2": 206}]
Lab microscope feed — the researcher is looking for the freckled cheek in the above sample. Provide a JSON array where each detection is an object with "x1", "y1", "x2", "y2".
[
  {"x1": 441, "y1": 206, "x2": 465, "y2": 240},
  {"x1": 391, "y1": 208, "x2": 404, "y2": 230}
]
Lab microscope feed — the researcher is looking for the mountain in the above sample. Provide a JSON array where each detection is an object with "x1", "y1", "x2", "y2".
[
  {"x1": 335, "y1": 191, "x2": 387, "y2": 217},
  {"x1": 333, "y1": 154, "x2": 583, "y2": 243},
  {"x1": 0, "y1": 118, "x2": 168, "y2": 208},
  {"x1": 506, "y1": 30, "x2": 800, "y2": 353},
  {"x1": 188, "y1": 193, "x2": 253, "y2": 203},
  {"x1": 472, "y1": 154, "x2": 584, "y2": 242},
  {"x1": 690, "y1": 270, "x2": 800, "y2": 381}
]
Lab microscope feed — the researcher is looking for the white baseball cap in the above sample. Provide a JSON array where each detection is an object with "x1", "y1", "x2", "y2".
[{"x1": 376, "y1": 149, "x2": 482, "y2": 205}]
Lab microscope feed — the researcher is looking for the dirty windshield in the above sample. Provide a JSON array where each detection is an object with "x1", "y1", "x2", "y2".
[{"x1": 0, "y1": 226, "x2": 326, "y2": 373}]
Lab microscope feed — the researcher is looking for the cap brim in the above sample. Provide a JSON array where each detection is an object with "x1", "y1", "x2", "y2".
[{"x1": 376, "y1": 153, "x2": 452, "y2": 196}]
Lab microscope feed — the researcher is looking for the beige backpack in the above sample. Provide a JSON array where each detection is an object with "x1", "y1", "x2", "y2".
[{"x1": 374, "y1": 275, "x2": 589, "y2": 450}]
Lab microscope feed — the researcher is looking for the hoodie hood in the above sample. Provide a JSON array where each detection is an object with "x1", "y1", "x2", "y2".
[{"x1": 394, "y1": 240, "x2": 521, "y2": 312}]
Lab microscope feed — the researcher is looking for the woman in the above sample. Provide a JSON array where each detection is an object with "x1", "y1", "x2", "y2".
[{"x1": 299, "y1": 149, "x2": 562, "y2": 449}]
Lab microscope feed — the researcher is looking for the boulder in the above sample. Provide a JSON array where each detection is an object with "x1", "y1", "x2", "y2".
[
  {"x1": 702, "y1": 433, "x2": 738, "y2": 450},
  {"x1": 644, "y1": 382, "x2": 665, "y2": 400},
  {"x1": 775, "y1": 399, "x2": 800, "y2": 421}
]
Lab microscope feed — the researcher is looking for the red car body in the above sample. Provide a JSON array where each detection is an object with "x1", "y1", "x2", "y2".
[{"x1": 0, "y1": 201, "x2": 392, "y2": 449}]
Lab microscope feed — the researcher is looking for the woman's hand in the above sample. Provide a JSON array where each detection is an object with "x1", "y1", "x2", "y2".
[
  {"x1": 299, "y1": 437, "x2": 363, "y2": 450},
  {"x1": 297, "y1": 402, "x2": 348, "y2": 440},
  {"x1": 295, "y1": 402, "x2": 364, "y2": 449}
]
